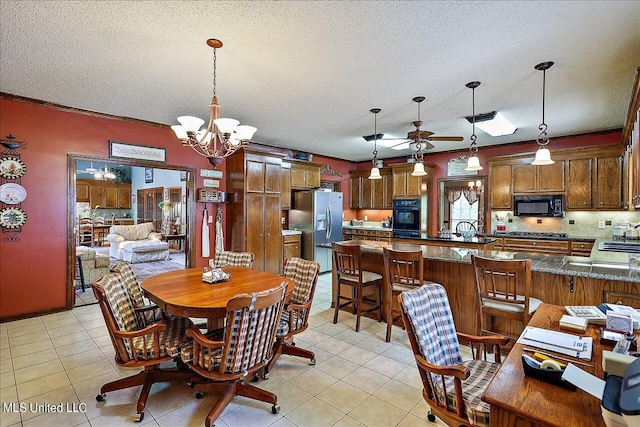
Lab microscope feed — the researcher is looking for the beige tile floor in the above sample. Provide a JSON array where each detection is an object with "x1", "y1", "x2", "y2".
[{"x1": 0, "y1": 274, "x2": 471, "y2": 427}]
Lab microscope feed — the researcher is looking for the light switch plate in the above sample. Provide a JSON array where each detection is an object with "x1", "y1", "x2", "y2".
[{"x1": 598, "y1": 220, "x2": 605, "y2": 229}]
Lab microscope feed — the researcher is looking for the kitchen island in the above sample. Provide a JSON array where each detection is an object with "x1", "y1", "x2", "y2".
[{"x1": 328, "y1": 240, "x2": 639, "y2": 338}]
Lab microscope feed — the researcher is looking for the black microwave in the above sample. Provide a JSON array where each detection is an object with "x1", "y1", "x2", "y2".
[{"x1": 513, "y1": 195, "x2": 564, "y2": 217}]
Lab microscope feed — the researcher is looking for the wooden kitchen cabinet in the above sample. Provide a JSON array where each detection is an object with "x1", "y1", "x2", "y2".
[
  {"x1": 282, "y1": 233, "x2": 301, "y2": 265},
  {"x1": 77, "y1": 179, "x2": 132, "y2": 209},
  {"x1": 570, "y1": 241, "x2": 594, "y2": 256},
  {"x1": 104, "y1": 186, "x2": 118, "y2": 208},
  {"x1": 391, "y1": 163, "x2": 433, "y2": 197},
  {"x1": 281, "y1": 162, "x2": 291, "y2": 210},
  {"x1": 502, "y1": 238, "x2": 569, "y2": 255},
  {"x1": 226, "y1": 148, "x2": 284, "y2": 274},
  {"x1": 513, "y1": 162, "x2": 564, "y2": 193},
  {"x1": 566, "y1": 158, "x2": 593, "y2": 209},
  {"x1": 117, "y1": 186, "x2": 131, "y2": 209},
  {"x1": 77, "y1": 182, "x2": 89, "y2": 202},
  {"x1": 372, "y1": 168, "x2": 393, "y2": 209},
  {"x1": 621, "y1": 67, "x2": 639, "y2": 209},
  {"x1": 595, "y1": 155, "x2": 623, "y2": 209},
  {"x1": 289, "y1": 159, "x2": 322, "y2": 189},
  {"x1": 349, "y1": 173, "x2": 362, "y2": 209},
  {"x1": 489, "y1": 164, "x2": 513, "y2": 209}
]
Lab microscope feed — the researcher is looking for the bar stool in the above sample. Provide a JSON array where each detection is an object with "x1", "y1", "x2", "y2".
[
  {"x1": 332, "y1": 242, "x2": 383, "y2": 332},
  {"x1": 382, "y1": 247, "x2": 424, "y2": 342},
  {"x1": 471, "y1": 254, "x2": 542, "y2": 341}
]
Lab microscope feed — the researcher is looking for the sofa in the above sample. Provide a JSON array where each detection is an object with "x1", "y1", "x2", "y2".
[
  {"x1": 76, "y1": 246, "x2": 110, "y2": 288},
  {"x1": 106, "y1": 222, "x2": 170, "y2": 263}
]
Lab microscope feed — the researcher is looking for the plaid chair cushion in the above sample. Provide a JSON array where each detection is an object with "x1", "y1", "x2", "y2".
[
  {"x1": 180, "y1": 329, "x2": 225, "y2": 369},
  {"x1": 283, "y1": 258, "x2": 319, "y2": 305},
  {"x1": 111, "y1": 261, "x2": 166, "y2": 326},
  {"x1": 132, "y1": 315, "x2": 194, "y2": 358},
  {"x1": 276, "y1": 310, "x2": 304, "y2": 336},
  {"x1": 436, "y1": 359, "x2": 499, "y2": 427},
  {"x1": 211, "y1": 251, "x2": 254, "y2": 268},
  {"x1": 97, "y1": 273, "x2": 140, "y2": 334}
]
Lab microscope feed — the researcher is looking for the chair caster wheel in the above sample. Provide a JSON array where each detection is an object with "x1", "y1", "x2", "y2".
[
  {"x1": 195, "y1": 391, "x2": 204, "y2": 399},
  {"x1": 427, "y1": 413, "x2": 436, "y2": 422},
  {"x1": 272, "y1": 404, "x2": 280, "y2": 414},
  {"x1": 252, "y1": 374, "x2": 260, "y2": 382},
  {"x1": 262, "y1": 371, "x2": 270, "y2": 380},
  {"x1": 134, "y1": 412, "x2": 144, "y2": 422},
  {"x1": 96, "y1": 393, "x2": 105, "y2": 402},
  {"x1": 310, "y1": 359, "x2": 316, "y2": 366}
]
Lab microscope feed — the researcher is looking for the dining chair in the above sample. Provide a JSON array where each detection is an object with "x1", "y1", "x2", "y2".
[
  {"x1": 382, "y1": 247, "x2": 424, "y2": 342},
  {"x1": 265, "y1": 257, "x2": 320, "y2": 377},
  {"x1": 332, "y1": 242, "x2": 383, "y2": 332},
  {"x1": 455, "y1": 221, "x2": 477, "y2": 234},
  {"x1": 471, "y1": 254, "x2": 541, "y2": 341},
  {"x1": 78, "y1": 217, "x2": 93, "y2": 247},
  {"x1": 180, "y1": 283, "x2": 288, "y2": 427},
  {"x1": 210, "y1": 250, "x2": 254, "y2": 268},
  {"x1": 93, "y1": 216, "x2": 107, "y2": 246},
  {"x1": 399, "y1": 283, "x2": 509, "y2": 427},
  {"x1": 92, "y1": 272, "x2": 193, "y2": 422}
]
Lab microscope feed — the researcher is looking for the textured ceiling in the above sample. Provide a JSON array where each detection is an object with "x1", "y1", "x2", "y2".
[{"x1": 1, "y1": 1, "x2": 639, "y2": 161}]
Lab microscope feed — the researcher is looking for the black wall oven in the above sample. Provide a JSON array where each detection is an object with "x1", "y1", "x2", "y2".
[{"x1": 392, "y1": 199, "x2": 421, "y2": 238}]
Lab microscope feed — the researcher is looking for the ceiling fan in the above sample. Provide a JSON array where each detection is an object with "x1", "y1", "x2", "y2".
[
  {"x1": 77, "y1": 162, "x2": 98, "y2": 174},
  {"x1": 384, "y1": 96, "x2": 464, "y2": 151}
]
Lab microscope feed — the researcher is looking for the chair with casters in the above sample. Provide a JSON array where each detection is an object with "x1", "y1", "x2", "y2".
[
  {"x1": 210, "y1": 251, "x2": 255, "y2": 268},
  {"x1": 111, "y1": 261, "x2": 165, "y2": 324},
  {"x1": 382, "y1": 247, "x2": 424, "y2": 342},
  {"x1": 92, "y1": 273, "x2": 193, "y2": 422},
  {"x1": 471, "y1": 254, "x2": 541, "y2": 342},
  {"x1": 399, "y1": 283, "x2": 509, "y2": 427},
  {"x1": 180, "y1": 283, "x2": 288, "y2": 427},
  {"x1": 332, "y1": 242, "x2": 383, "y2": 332},
  {"x1": 265, "y1": 257, "x2": 321, "y2": 377}
]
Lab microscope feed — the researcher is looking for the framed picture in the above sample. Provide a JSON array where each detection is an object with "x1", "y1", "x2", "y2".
[
  {"x1": 145, "y1": 167, "x2": 153, "y2": 183},
  {"x1": 180, "y1": 170, "x2": 187, "y2": 182},
  {"x1": 163, "y1": 188, "x2": 169, "y2": 201},
  {"x1": 109, "y1": 140, "x2": 167, "y2": 163}
]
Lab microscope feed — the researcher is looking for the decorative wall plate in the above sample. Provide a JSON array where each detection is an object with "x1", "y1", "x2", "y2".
[
  {"x1": 0, "y1": 183, "x2": 27, "y2": 204},
  {"x1": 0, "y1": 156, "x2": 27, "y2": 179},
  {"x1": 0, "y1": 207, "x2": 27, "y2": 229}
]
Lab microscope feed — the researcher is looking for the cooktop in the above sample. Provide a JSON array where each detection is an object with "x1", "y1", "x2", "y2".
[{"x1": 506, "y1": 231, "x2": 568, "y2": 238}]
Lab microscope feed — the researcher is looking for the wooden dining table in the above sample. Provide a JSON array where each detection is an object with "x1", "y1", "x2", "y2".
[{"x1": 141, "y1": 267, "x2": 294, "y2": 319}]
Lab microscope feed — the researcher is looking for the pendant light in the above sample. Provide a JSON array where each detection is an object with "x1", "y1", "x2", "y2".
[
  {"x1": 410, "y1": 96, "x2": 428, "y2": 177},
  {"x1": 368, "y1": 108, "x2": 382, "y2": 180},
  {"x1": 464, "y1": 81, "x2": 483, "y2": 171},
  {"x1": 531, "y1": 61, "x2": 555, "y2": 165}
]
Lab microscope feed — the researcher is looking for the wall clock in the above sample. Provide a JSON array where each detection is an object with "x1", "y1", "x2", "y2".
[
  {"x1": 0, "y1": 156, "x2": 27, "y2": 179},
  {"x1": 0, "y1": 207, "x2": 27, "y2": 229}
]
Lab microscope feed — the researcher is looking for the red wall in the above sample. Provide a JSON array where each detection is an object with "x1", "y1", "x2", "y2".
[{"x1": 0, "y1": 98, "x2": 217, "y2": 319}]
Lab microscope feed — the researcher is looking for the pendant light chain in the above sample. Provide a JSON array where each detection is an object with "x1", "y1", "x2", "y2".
[
  {"x1": 414, "y1": 101, "x2": 424, "y2": 163},
  {"x1": 535, "y1": 61, "x2": 554, "y2": 148},
  {"x1": 212, "y1": 46, "x2": 217, "y2": 98},
  {"x1": 372, "y1": 109, "x2": 379, "y2": 165},
  {"x1": 470, "y1": 84, "x2": 478, "y2": 155}
]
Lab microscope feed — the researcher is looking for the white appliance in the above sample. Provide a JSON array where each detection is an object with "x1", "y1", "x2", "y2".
[{"x1": 290, "y1": 191, "x2": 343, "y2": 273}]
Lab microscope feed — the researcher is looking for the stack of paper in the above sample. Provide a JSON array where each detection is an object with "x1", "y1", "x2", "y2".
[{"x1": 517, "y1": 326, "x2": 593, "y2": 359}]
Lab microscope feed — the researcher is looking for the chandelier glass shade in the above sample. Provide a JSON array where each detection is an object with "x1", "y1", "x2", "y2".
[
  {"x1": 531, "y1": 61, "x2": 555, "y2": 166},
  {"x1": 464, "y1": 81, "x2": 483, "y2": 171},
  {"x1": 94, "y1": 165, "x2": 116, "y2": 180},
  {"x1": 410, "y1": 97, "x2": 428, "y2": 177},
  {"x1": 172, "y1": 39, "x2": 256, "y2": 167},
  {"x1": 368, "y1": 108, "x2": 382, "y2": 180}
]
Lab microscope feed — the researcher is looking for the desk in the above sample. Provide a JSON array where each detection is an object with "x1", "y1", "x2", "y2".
[
  {"x1": 163, "y1": 234, "x2": 185, "y2": 251},
  {"x1": 141, "y1": 267, "x2": 294, "y2": 319},
  {"x1": 482, "y1": 303, "x2": 608, "y2": 427}
]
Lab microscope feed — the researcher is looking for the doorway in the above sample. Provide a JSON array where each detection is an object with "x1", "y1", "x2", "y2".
[{"x1": 67, "y1": 154, "x2": 196, "y2": 309}]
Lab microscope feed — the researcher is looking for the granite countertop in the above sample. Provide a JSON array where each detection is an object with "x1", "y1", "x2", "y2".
[
  {"x1": 394, "y1": 234, "x2": 496, "y2": 245},
  {"x1": 282, "y1": 230, "x2": 302, "y2": 236},
  {"x1": 481, "y1": 233, "x2": 596, "y2": 243},
  {"x1": 342, "y1": 225, "x2": 392, "y2": 232},
  {"x1": 325, "y1": 239, "x2": 639, "y2": 283}
]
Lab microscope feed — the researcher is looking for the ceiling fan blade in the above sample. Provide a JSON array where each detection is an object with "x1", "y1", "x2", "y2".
[
  {"x1": 410, "y1": 141, "x2": 436, "y2": 151},
  {"x1": 427, "y1": 136, "x2": 464, "y2": 142}
]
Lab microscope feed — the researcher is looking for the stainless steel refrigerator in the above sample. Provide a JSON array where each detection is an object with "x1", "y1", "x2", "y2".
[{"x1": 290, "y1": 190, "x2": 343, "y2": 273}]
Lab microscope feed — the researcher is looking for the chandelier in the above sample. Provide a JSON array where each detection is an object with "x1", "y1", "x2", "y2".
[
  {"x1": 368, "y1": 108, "x2": 382, "y2": 180},
  {"x1": 468, "y1": 179, "x2": 484, "y2": 195},
  {"x1": 464, "y1": 81, "x2": 483, "y2": 171},
  {"x1": 94, "y1": 165, "x2": 116, "y2": 181},
  {"x1": 171, "y1": 39, "x2": 256, "y2": 168},
  {"x1": 531, "y1": 61, "x2": 555, "y2": 165}
]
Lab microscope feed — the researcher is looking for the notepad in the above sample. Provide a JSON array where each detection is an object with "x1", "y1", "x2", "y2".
[{"x1": 517, "y1": 326, "x2": 593, "y2": 360}]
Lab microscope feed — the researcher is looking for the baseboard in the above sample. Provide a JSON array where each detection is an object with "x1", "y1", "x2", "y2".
[{"x1": 0, "y1": 306, "x2": 68, "y2": 323}]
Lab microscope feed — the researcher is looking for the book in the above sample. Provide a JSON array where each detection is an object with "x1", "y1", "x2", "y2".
[
  {"x1": 559, "y1": 314, "x2": 588, "y2": 332},
  {"x1": 564, "y1": 306, "x2": 607, "y2": 325}
]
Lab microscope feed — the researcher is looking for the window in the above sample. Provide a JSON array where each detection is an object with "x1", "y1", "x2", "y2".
[{"x1": 450, "y1": 195, "x2": 478, "y2": 232}]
